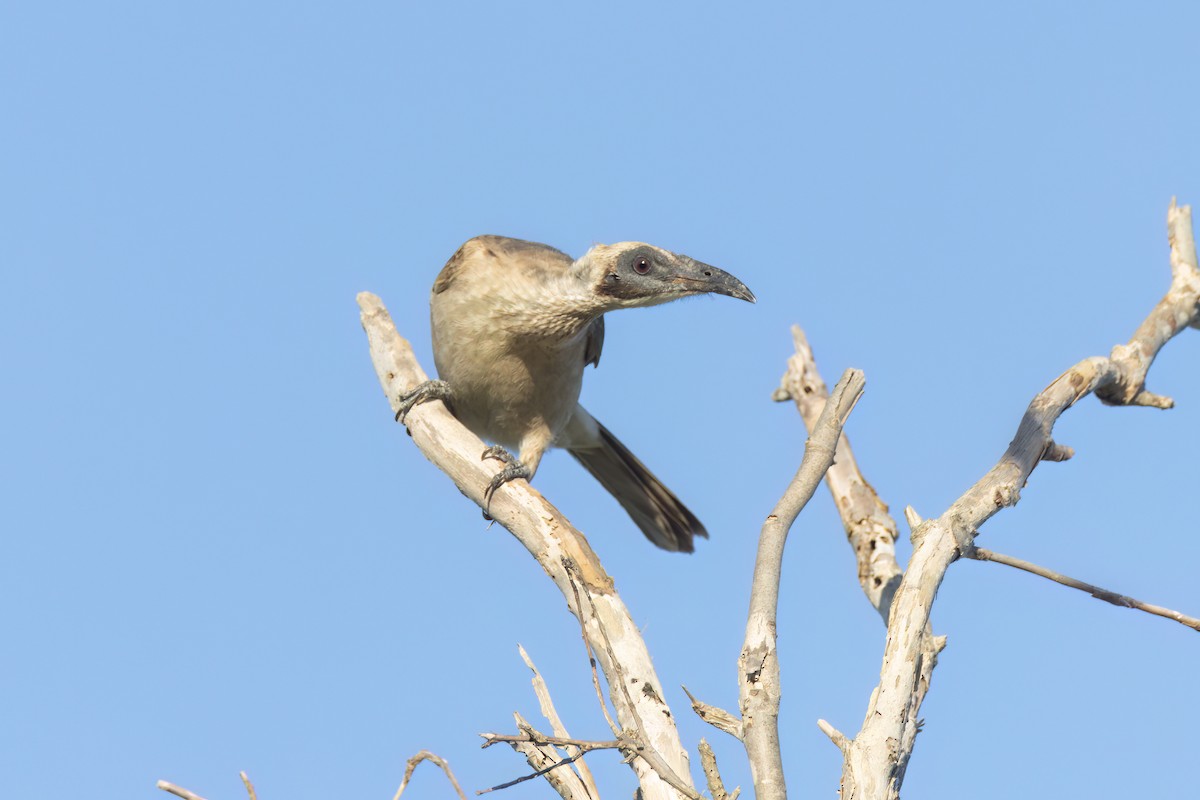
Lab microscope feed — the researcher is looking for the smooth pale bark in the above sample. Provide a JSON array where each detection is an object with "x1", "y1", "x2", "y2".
[
  {"x1": 739, "y1": 369, "x2": 865, "y2": 800},
  {"x1": 839, "y1": 201, "x2": 1200, "y2": 800},
  {"x1": 774, "y1": 330, "x2": 944, "y2": 788},
  {"x1": 358, "y1": 293, "x2": 693, "y2": 800}
]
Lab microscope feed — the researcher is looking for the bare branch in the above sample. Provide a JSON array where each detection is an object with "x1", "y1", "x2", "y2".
[
  {"x1": 903, "y1": 506, "x2": 922, "y2": 530},
  {"x1": 565, "y1": 576, "x2": 621, "y2": 737},
  {"x1": 681, "y1": 686, "x2": 743, "y2": 741},
  {"x1": 629, "y1": 742, "x2": 705, "y2": 800},
  {"x1": 778, "y1": 329, "x2": 903, "y2": 620},
  {"x1": 518, "y1": 645, "x2": 602, "y2": 799},
  {"x1": 740, "y1": 368, "x2": 866, "y2": 800},
  {"x1": 478, "y1": 750, "x2": 588, "y2": 796},
  {"x1": 359, "y1": 293, "x2": 693, "y2": 800},
  {"x1": 157, "y1": 781, "x2": 208, "y2": 800},
  {"x1": 481, "y1": 733, "x2": 624, "y2": 752},
  {"x1": 489, "y1": 715, "x2": 592, "y2": 800},
  {"x1": 966, "y1": 547, "x2": 1200, "y2": 632},
  {"x1": 481, "y1": 723, "x2": 706, "y2": 800},
  {"x1": 239, "y1": 772, "x2": 257, "y2": 800},
  {"x1": 780, "y1": 331, "x2": 942, "y2": 787},
  {"x1": 816, "y1": 719, "x2": 849, "y2": 753},
  {"x1": 393, "y1": 750, "x2": 468, "y2": 800},
  {"x1": 567, "y1": 566, "x2": 702, "y2": 800},
  {"x1": 838, "y1": 202, "x2": 1200, "y2": 800},
  {"x1": 696, "y1": 739, "x2": 739, "y2": 800}
]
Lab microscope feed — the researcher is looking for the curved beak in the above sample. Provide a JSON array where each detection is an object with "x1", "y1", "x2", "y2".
[{"x1": 672, "y1": 257, "x2": 757, "y2": 303}]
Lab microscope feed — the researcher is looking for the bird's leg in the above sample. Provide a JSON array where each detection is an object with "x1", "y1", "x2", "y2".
[
  {"x1": 480, "y1": 445, "x2": 533, "y2": 518},
  {"x1": 394, "y1": 379, "x2": 453, "y2": 424}
]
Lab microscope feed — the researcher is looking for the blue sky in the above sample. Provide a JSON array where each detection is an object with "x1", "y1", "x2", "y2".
[{"x1": 3, "y1": 2, "x2": 1198, "y2": 799}]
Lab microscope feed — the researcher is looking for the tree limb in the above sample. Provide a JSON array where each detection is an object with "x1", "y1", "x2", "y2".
[
  {"x1": 239, "y1": 772, "x2": 257, "y2": 800},
  {"x1": 358, "y1": 293, "x2": 694, "y2": 800},
  {"x1": 518, "y1": 645, "x2": 602, "y2": 798},
  {"x1": 681, "y1": 685, "x2": 743, "y2": 741},
  {"x1": 393, "y1": 750, "x2": 468, "y2": 800},
  {"x1": 839, "y1": 201, "x2": 1200, "y2": 800},
  {"x1": 697, "y1": 739, "x2": 740, "y2": 800},
  {"x1": 483, "y1": 716, "x2": 592, "y2": 800},
  {"x1": 157, "y1": 781, "x2": 208, "y2": 800},
  {"x1": 774, "y1": 332, "x2": 902, "y2": 619},
  {"x1": 739, "y1": 368, "x2": 866, "y2": 800},
  {"x1": 965, "y1": 546, "x2": 1200, "y2": 632},
  {"x1": 776, "y1": 329, "x2": 944, "y2": 785}
]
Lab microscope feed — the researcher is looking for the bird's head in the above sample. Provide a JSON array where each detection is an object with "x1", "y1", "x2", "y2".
[{"x1": 578, "y1": 242, "x2": 756, "y2": 310}]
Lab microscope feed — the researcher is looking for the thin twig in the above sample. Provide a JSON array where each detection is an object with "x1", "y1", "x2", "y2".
[
  {"x1": 564, "y1": 563, "x2": 621, "y2": 737},
  {"x1": 501, "y1": 715, "x2": 593, "y2": 800},
  {"x1": 481, "y1": 733, "x2": 623, "y2": 751},
  {"x1": 477, "y1": 751, "x2": 589, "y2": 795},
  {"x1": 239, "y1": 772, "x2": 257, "y2": 800},
  {"x1": 518, "y1": 644, "x2": 601, "y2": 798},
  {"x1": 966, "y1": 547, "x2": 1200, "y2": 632},
  {"x1": 393, "y1": 750, "x2": 468, "y2": 800},
  {"x1": 156, "y1": 782, "x2": 208, "y2": 800}
]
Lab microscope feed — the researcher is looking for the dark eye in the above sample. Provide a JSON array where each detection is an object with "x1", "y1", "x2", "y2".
[{"x1": 632, "y1": 256, "x2": 651, "y2": 275}]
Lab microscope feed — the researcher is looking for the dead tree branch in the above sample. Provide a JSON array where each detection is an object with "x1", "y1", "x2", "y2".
[
  {"x1": 359, "y1": 293, "x2": 693, "y2": 800},
  {"x1": 482, "y1": 716, "x2": 593, "y2": 800},
  {"x1": 238, "y1": 773, "x2": 257, "y2": 800},
  {"x1": 682, "y1": 685, "x2": 743, "y2": 741},
  {"x1": 835, "y1": 201, "x2": 1200, "y2": 800},
  {"x1": 775, "y1": 327, "x2": 944, "y2": 786},
  {"x1": 518, "y1": 645, "x2": 602, "y2": 798},
  {"x1": 157, "y1": 781, "x2": 208, "y2": 800},
  {"x1": 393, "y1": 750, "x2": 468, "y2": 800},
  {"x1": 774, "y1": 329, "x2": 903, "y2": 619},
  {"x1": 965, "y1": 547, "x2": 1200, "y2": 632},
  {"x1": 739, "y1": 368, "x2": 866, "y2": 800},
  {"x1": 697, "y1": 739, "x2": 740, "y2": 800}
]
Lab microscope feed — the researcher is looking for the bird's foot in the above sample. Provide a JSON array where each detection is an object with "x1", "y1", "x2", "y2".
[
  {"x1": 394, "y1": 380, "x2": 453, "y2": 424},
  {"x1": 481, "y1": 445, "x2": 532, "y2": 518}
]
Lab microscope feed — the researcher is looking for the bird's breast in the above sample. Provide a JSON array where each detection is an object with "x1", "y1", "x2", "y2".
[{"x1": 431, "y1": 295, "x2": 589, "y2": 450}]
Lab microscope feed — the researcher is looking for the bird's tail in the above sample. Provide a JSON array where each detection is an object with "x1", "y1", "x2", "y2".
[{"x1": 567, "y1": 421, "x2": 708, "y2": 553}]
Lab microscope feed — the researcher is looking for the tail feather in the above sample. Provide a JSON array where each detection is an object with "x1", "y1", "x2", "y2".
[{"x1": 568, "y1": 422, "x2": 708, "y2": 553}]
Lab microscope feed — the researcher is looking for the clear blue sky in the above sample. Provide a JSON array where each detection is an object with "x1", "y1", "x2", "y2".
[{"x1": 3, "y1": 3, "x2": 1197, "y2": 799}]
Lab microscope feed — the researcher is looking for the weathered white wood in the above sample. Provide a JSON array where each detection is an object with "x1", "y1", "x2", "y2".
[
  {"x1": 518, "y1": 645, "x2": 602, "y2": 800},
  {"x1": 775, "y1": 329, "x2": 944, "y2": 787},
  {"x1": 839, "y1": 200, "x2": 1200, "y2": 800},
  {"x1": 739, "y1": 369, "x2": 865, "y2": 800},
  {"x1": 502, "y1": 715, "x2": 591, "y2": 800},
  {"x1": 358, "y1": 292, "x2": 693, "y2": 800},
  {"x1": 774, "y1": 328, "x2": 904, "y2": 620}
]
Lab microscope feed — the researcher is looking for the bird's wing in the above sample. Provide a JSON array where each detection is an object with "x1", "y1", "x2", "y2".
[{"x1": 584, "y1": 316, "x2": 605, "y2": 368}]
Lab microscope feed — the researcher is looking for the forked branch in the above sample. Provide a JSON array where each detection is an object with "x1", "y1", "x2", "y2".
[
  {"x1": 836, "y1": 202, "x2": 1200, "y2": 800},
  {"x1": 739, "y1": 368, "x2": 866, "y2": 800}
]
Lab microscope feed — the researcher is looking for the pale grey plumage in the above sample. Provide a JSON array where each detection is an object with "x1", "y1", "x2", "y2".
[{"x1": 402, "y1": 234, "x2": 754, "y2": 552}]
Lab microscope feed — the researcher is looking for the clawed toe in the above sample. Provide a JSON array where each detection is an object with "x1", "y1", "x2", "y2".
[
  {"x1": 394, "y1": 379, "x2": 453, "y2": 424},
  {"x1": 481, "y1": 448, "x2": 532, "y2": 517},
  {"x1": 481, "y1": 444, "x2": 516, "y2": 464}
]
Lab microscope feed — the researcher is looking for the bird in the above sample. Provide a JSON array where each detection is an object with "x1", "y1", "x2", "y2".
[{"x1": 395, "y1": 235, "x2": 755, "y2": 552}]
